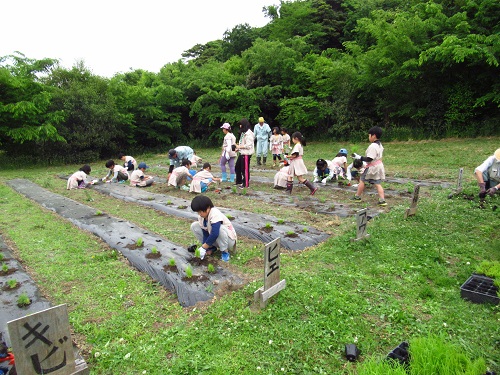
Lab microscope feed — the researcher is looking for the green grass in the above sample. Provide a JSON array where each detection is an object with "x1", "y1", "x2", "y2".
[{"x1": 0, "y1": 137, "x2": 499, "y2": 374}]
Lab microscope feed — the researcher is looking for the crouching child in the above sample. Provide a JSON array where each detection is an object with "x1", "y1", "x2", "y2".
[
  {"x1": 190, "y1": 195, "x2": 237, "y2": 262},
  {"x1": 130, "y1": 162, "x2": 154, "y2": 187}
]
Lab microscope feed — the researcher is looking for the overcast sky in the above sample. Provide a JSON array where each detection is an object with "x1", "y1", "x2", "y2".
[{"x1": 1, "y1": 0, "x2": 273, "y2": 77}]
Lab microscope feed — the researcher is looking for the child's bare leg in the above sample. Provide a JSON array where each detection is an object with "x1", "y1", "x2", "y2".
[
  {"x1": 375, "y1": 183, "x2": 385, "y2": 200},
  {"x1": 356, "y1": 181, "x2": 365, "y2": 196}
]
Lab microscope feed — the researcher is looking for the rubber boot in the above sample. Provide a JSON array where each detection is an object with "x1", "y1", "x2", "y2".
[
  {"x1": 286, "y1": 181, "x2": 293, "y2": 195},
  {"x1": 263, "y1": 157, "x2": 267, "y2": 165},
  {"x1": 304, "y1": 180, "x2": 318, "y2": 195},
  {"x1": 229, "y1": 174, "x2": 235, "y2": 183},
  {"x1": 221, "y1": 172, "x2": 228, "y2": 182},
  {"x1": 257, "y1": 157, "x2": 261, "y2": 166}
]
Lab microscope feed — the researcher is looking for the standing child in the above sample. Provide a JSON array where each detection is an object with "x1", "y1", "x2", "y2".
[
  {"x1": 286, "y1": 132, "x2": 318, "y2": 195},
  {"x1": 130, "y1": 162, "x2": 154, "y2": 187},
  {"x1": 234, "y1": 118, "x2": 255, "y2": 188},
  {"x1": 67, "y1": 165, "x2": 92, "y2": 189},
  {"x1": 219, "y1": 123, "x2": 237, "y2": 182},
  {"x1": 190, "y1": 195, "x2": 237, "y2": 262},
  {"x1": 190, "y1": 162, "x2": 222, "y2": 193},
  {"x1": 269, "y1": 127, "x2": 283, "y2": 167},
  {"x1": 118, "y1": 153, "x2": 137, "y2": 173},
  {"x1": 351, "y1": 126, "x2": 386, "y2": 206},
  {"x1": 281, "y1": 128, "x2": 291, "y2": 152},
  {"x1": 102, "y1": 160, "x2": 129, "y2": 183},
  {"x1": 168, "y1": 159, "x2": 193, "y2": 190}
]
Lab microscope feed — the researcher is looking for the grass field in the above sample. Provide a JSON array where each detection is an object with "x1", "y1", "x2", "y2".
[{"x1": 0, "y1": 137, "x2": 498, "y2": 374}]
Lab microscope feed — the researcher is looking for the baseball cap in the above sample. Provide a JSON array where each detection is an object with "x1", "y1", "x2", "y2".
[
  {"x1": 220, "y1": 123, "x2": 231, "y2": 129},
  {"x1": 258, "y1": 117, "x2": 264, "y2": 123},
  {"x1": 138, "y1": 162, "x2": 149, "y2": 169},
  {"x1": 168, "y1": 149, "x2": 176, "y2": 158}
]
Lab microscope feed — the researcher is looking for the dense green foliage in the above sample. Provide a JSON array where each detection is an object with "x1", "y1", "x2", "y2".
[{"x1": 1, "y1": 0, "x2": 499, "y2": 161}]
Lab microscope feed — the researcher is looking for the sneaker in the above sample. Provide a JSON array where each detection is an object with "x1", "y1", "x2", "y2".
[
  {"x1": 221, "y1": 251, "x2": 230, "y2": 262},
  {"x1": 350, "y1": 195, "x2": 362, "y2": 201},
  {"x1": 119, "y1": 180, "x2": 126, "y2": 184},
  {"x1": 238, "y1": 184, "x2": 246, "y2": 189},
  {"x1": 180, "y1": 185, "x2": 190, "y2": 191},
  {"x1": 187, "y1": 244, "x2": 197, "y2": 253},
  {"x1": 378, "y1": 200, "x2": 387, "y2": 206}
]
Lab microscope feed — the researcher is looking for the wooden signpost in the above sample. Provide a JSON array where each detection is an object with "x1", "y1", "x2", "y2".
[
  {"x1": 351, "y1": 208, "x2": 370, "y2": 242},
  {"x1": 404, "y1": 184, "x2": 422, "y2": 219},
  {"x1": 8, "y1": 304, "x2": 88, "y2": 375},
  {"x1": 448, "y1": 168, "x2": 464, "y2": 198},
  {"x1": 254, "y1": 238, "x2": 286, "y2": 308}
]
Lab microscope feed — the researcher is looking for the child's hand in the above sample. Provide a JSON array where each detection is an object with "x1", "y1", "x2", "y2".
[{"x1": 352, "y1": 153, "x2": 362, "y2": 160}]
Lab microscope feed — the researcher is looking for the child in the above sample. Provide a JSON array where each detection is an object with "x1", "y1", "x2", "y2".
[
  {"x1": 274, "y1": 165, "x2": 290, "y2": 189},
  {"x1": 286, "y1": 132, "x2": 318, "y2": 195},
  {"x1": 346, "y1": 158, "x2": 367, "y2": 186},
  {"x1": 280, "y1": 128, "x2": 291, "y2": 152},
  {"x1": 313, "y1": 159, "x2": 335, "y2": 184},
  {"x1": 189, "y1": 162, "x2": 221, "y2": 193},
  {"x1": 220, "y1": 123, "x2": 237, "y2": 182},
  {"x1": 330, "y1": 148, "x2": 349, "y2": 179},
  {"x1": 168, "y1": 159, "x2": 192, "y2": 190},
  {"x1": 130, "y1": 162, "x2": 154, "y2": 187},
  {"x1": 269, "y1": 127, "x2": 283, "y2": 167},
  {"x1": 118, "y1": 153, "x2": 137, "y2": 173},
  {"x1": 351, "y1": 126, "x2": 386, "y2": 206},
  {"x1": 103, "y1": 160, "x2": 129, "y2": 183},
  {"x1": 67, "y1": 165, "x2": 92, "y2": 189},
  {"x1": 475, "y1": 148, "x2": 500, "y2": 198},
  {"x1": 190, "y1": 195, "x2": 237, "y2": 262}
]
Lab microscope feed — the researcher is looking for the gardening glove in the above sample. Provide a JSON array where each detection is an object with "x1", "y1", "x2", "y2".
[
  {"x1": 198, "y1": 247, "x2": 206, "y2": 260},
  {"x1": 352, "y1": 153, "x2": 361, "y2": 160},
  {"x1": 486, "y1": 187, "x2": 498, "y2": 197},
  {"x1": 313, "y1": 177, "x2": 319, "y2": 183},
  {"x1": 478, "y1": 182, "x2": 486, "y2": 199},
  {"x1": 321, "y1": 178, "x2": 327, "y2": 184}
]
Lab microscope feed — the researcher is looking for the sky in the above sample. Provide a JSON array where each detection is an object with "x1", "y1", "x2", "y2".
[{"x1": 1, "y1": 0, "x2": 273, "y2": 77}]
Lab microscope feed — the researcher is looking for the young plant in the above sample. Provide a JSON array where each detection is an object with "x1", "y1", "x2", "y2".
[
  {"x1": 207, "y1": 263, "x2": 216, "y2": 273},
  {"x1": 185, "y1": 265, "x2": 193, "y2": 279},
  {"x1": 151, "y1": 246, "x2": 158, "y2": 254},
  {"x1": 231, "y1": 187, "x2": 237, "y2": 194},
  {"x1": 169, "y1": 258, "x2": 176, "y2": 267},
  {"x1": 205, "y1": 284, "x2": 214, "y2": 293},
  {"x1": 302, "y1": 227, "x2": 309, "y2": 233},
  {"x1": 265, "y1": 222, "x2": 273, "y2": 229},
  {"x1": 95, "y1": 210, "x2": 103, "y2": 216},
  {"x1": 2, "y1": 263, "x2": 8, "y2": 273},
  {"x1": 17, "y1": 292, "x2": 31, "y2": 307},
  {"x1": 0, "y1": 253, "x2": 4, "y2": 262},
  {"x1": 286, "y1": 231, "x2": 295, "y2": 236},
  {"x1": 136, "y1": 237, "x2": 144, "y2": 247},
  {"x1": 277, "y1": 219, "x2": 285, "y2": 224},
  {"x1": 194, "y1": 247, "x2": 201, "y2": 258},
  {"x1": 7, "y1": 279, "x2": 17, "y2": 289},
  {"x1": 166, "y1": 200, "x2": 172, "y2": 205},
  {"x1": 85, "y1": 190, "x2": 94, "y2": 202}
]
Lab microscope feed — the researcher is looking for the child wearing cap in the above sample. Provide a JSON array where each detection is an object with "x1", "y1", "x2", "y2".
[
  {"x1": 130, "y1": 162, "x2": 154, "y2": 187},
  {"x1": 103, "y1": 160, "x2": 129, "y2": 183},
  {"x1": 190, "y1": 195, "x2": 236, "y2": 262},
  {"x1": 189, "y1": 163, "x2": 222, "y2": 193},
  {"x1": 67, "y1": 165, "x2": 92, "y2": 189},
  {"x1": 219, "y1": 122, "x2": 237, "y2": 182},
  {"x1": 475, "y1": 148, "x2": 500, "y2": 198}
]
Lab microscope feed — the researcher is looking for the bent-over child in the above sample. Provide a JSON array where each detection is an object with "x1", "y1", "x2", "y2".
[
  {"x1": 168, "y1": 159, "x2": 192, "y2": 190},
  {"x1": 313, "y1": 159, "x2": 335, "y2": 184},
  {"x1": 190, "y1": 195, "x2": 237, "y2": 262},
  {"x1": 274, "y1": 165, "x2": 290, "y2": 189},
  {"x1": 331, "y1": 148, "x2": 348, "y2": 178},
  {"x1": 130, "y1": 162, "x2": 154, "y2": 187},
  {"x1": 346, "y1": 159, "x2": 367, "y2": 185},
  {"x1": 118, "y1": 153, "x2": 137, "y2": 173},
  {"x1": 189, "y1": 162, "x2": 221, "y2": 193},
  {"x1": 351, "y1": 126, "x2": 386, "y2": 206},
  {"x1": 286, "y1": 132, "x2": 318, "y2": 195},
  {"x1": 103, "y1": 160, "x2": 129, "y2": 183},
  {"x1": 67, "y1": 165, "x2": 92, "y2": 189}
]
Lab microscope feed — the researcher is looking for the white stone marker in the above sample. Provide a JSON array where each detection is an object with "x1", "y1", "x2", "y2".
[
  {"x1": 254, "y1": 238, "x2": 286, "y2": 308},
  {"x1": 351, "y1": 208, "x2": 370, "y2": 242}
]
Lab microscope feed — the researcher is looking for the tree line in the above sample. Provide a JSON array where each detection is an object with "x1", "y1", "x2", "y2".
[{"x1": 1, "y1": 0, "x2": 498, "y2": 163}]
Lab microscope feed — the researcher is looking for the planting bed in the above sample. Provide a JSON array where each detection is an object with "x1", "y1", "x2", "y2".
[{"x1": 7, "y1": 179, "x2": 244, "y2": 307}]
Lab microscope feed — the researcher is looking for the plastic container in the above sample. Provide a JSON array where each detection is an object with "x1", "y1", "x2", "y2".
[{"x1": 460, "y1": 274, "x2": 499, "y2": 305}]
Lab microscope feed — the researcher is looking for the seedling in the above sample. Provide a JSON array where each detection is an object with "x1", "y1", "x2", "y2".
[
  {"x1": 195, "y1": 248, "x2": 201, "y2": 258},
  {"x1": 17, "y1": 292, "x2": 31, "y2": 307},
  {"x1": 169, "y1": 258, "x2": 176, "y2": 267},
  {"x1": 286, "y1": 230, "x2": 295, "y2": 236},
  {"x1": 136, "y1": 237, "x2": 144, "y2": 247},
  {"x1": 277, "y1": 219, "x2": 285, "y2": 224},
  {"x1": 302, "y1": 227, "x2": 309, "y2": 233},
  {"x1": 207, "y1": 263, "x2": 216, "y2": 273},
  {"x1": 178, "y1": 205, "x2": 187, "y2": 209},
  {"x1": 151, "y1": 246, "x2": 158, "y2": 254},
  {"x1": 166, "y1": 200, "x2": 173, "y2": 205},
  {"x1": 205, "y1": 284, "x2": 214, "y2": 293},
  {"x1": 95, "y1": 210, "x2": 103, "y2": 216},
  {"x1": 231, "y1": 187, "x2": 237, "y2": 194},
  {"x1": 265, "y1": 223, "x2": 273, "y2": 229},
  {"x1": 227, "y1": 215, "x2": 235, "y2": 220},
  {"x1": 7, "y1": 279, "x2": 17, "y2": 289},
  {"x1": 2, "y1": 263, "x2": 8, "y2": 273},
  {"x1": 185, "y1": 265, "x2": 193, "y2": 278},
  {"x1": 85, "y1": 190, "x2": 94, "y2": 202},
  {"x1": 0, "y1": 253, "x2": 3, "y2": 262},
  {"x1": 241, "y1": 188, "x2": 247, "y2": 195}
]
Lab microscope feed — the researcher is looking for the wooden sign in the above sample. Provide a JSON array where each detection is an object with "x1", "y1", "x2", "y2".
[
  {"x1": 456, "y1": 168, "x2": 464, "y2": 193},
  {"x1": 254, "y1": 238, "x2": 286, "y2": 308},
  {"x1": 351, "y1": 208, "x2": 370, "y2": 242},
  {"x1": 404, "y1": 184, "x2": 421, "y2": 219},
  {"x1": 8, "y1": 304, "x2": 87, "y2": 375}
]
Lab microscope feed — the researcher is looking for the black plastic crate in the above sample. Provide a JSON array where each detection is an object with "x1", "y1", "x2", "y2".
[{"x1": 460, "y1": 274, "x2": 499, "y2": 305}]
